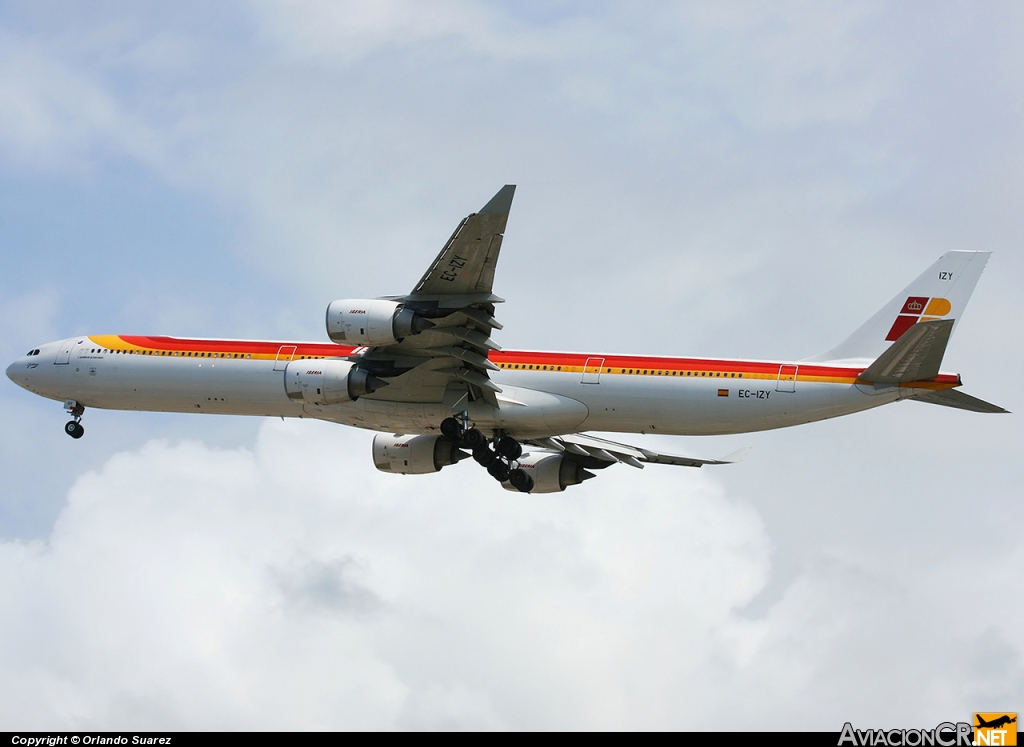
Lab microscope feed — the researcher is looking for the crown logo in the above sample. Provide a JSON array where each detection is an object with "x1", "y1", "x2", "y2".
[{"x1": 907, "y1": 300, "x2": 923, "y2": 312}]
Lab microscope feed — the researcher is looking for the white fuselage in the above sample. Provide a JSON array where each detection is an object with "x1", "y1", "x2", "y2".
[{"x1": 6, "y1": 335, "x2": 939, "y2": 438}]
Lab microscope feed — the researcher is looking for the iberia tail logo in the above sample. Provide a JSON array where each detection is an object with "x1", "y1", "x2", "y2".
[
  {"x1": 886, "y1": 297, "x2": 952, "y2": 341},
  {"x1": 974, "y1": 713, "x2": 1017, "y2": 746}
]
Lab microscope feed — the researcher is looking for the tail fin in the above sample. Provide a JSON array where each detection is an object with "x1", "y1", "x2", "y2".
[{"x1": 808, "y1": 251, "x2": 991, "y2": 363}]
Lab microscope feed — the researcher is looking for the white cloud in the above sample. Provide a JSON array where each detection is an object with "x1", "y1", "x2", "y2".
[
  {"x1": 0, "y1": 31, "x2": 158, "y2": 171},
  {"x1": 0, "y1": 419, "x2": 1019, "y2": 729},
  {"x1": 252, "y1": 0, "x2": 507, "y2": 64}
]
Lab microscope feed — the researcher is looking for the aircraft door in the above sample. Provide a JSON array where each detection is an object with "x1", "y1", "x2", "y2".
[
  {"x1": 776, "y1": 364, "x2": 798, "y2": 392},
  {"x1": 274, "y1": 345, "x2": 297, "y2": 372},
  {"x1": 581, "y1": 357, "x2": 605, "y2": 384},
  {"x1": 54, "y1": 339, "x2": 75, "y2": 365}
]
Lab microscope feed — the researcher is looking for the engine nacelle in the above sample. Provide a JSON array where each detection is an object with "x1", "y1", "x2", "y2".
[
  {"x1": 372, "y1": 434, "x2": 468, "y2": 474},
  {"x1": 502, "y1": 453, "x2": 595, "y2": 494},
  {"x1": 326, "y1": 298, "x2": 433, "y2": 346},
  {"x1": 284, "y1": 359, "x2": 386, "y2": 404}
]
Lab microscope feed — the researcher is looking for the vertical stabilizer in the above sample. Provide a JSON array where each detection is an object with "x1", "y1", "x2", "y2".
[{"x1": 807, "y1": 251, "x2": 990, "y2": 363}]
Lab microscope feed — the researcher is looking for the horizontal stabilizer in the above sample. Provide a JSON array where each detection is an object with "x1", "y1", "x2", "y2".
[
  {"x1": 858, "y1": 319, "x2": 953, "y2": 384},
  {"x1": 911, "y1": 389, "x2": 1009, "y2": 414}
]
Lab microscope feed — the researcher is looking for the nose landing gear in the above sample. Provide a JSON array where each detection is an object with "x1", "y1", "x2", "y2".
[
  {"x1": 63, "y1": 399, "x2": 85, "y2": 439},
  {"x1": 439, "y1": 416, "x2": 530, "y2": 492}
]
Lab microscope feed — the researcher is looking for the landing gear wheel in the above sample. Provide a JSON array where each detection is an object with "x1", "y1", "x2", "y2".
[
  {"x1": 463, "y1": 428, "x2": 487, "y2": 450},
  {"x1": 509, "y1": 468, "x2": 534, "y2": 493},
  {"x1": 487, "y1": 460, "x2": 511, "y2": 482},
  {"x1": 473, "y1": 445, "x2": 499, "y2": 468},
  {"x1": 440, "y1": 417, "x2": 463, "y2": 441},
  {"x1": 65, "y1": 421, "x2": 84, "y2": 439},
  {"x1": 496, "y1": 435, "x2": 522, "y2": 460}
]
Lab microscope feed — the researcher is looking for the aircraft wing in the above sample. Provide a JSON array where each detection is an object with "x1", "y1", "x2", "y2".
[
  {"x1": 524, "y1": 433, "x2": 750, "y2": 469},
  {"x1": 355, "y1": 186, "x2": 515, "y2": 408},
  {"x1": 410, "y1": 185, "x2": 515, "y2": 299}
]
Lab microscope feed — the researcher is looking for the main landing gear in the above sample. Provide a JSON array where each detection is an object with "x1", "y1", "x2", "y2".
[
  {"x1": 63, "y1": 399, "x2": 85, "y2": 439},
  {"x1": 440, "y1": 416, "x2": 534, "y2": 493}
]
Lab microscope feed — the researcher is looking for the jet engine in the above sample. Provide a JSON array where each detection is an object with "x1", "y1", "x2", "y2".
[
  {"x1": 326, "y1": 298, "x2": 434, "y2": 346},
  {"x1": 372, "y1": 434, "x2": 469, "y2": 474},
  {"x1": 501, "y1": 453, "x2": 595, "y2": 494},
  {"x1": 284, "y1": 359, "x2": 387, "y2": 404}
]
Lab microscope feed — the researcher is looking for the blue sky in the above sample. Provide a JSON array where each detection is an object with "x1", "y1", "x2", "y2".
[{"x1": 1, "y1": 0, "x2": 1022, "y2": 728}]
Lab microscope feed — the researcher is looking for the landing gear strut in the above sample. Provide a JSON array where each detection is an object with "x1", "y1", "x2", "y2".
[
  {"x1": 64, "y1": 399, "x2": 85, "y2": 439},
  {"x1": 439, "y1": 416, "x2": 531, "y2": 492}
]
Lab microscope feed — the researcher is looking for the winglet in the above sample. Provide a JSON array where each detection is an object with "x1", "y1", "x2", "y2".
[
  {"x1": 717, "y1": 447, "x2": 751, "y2": 464},
  {"x1": 478, "y1": 185, "x2": 516, "y2": 215}
]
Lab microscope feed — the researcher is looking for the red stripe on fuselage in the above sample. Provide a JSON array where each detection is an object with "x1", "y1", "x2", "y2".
[
  {"x1": 111, "y1": 337, "x2": 959, "y2": 386},
  {"x1": 490, "y1": 350, "x2": 862, "y2": 378},
  {"x1": 118, "y1": 336, "x2": 358, "y2": 358}
]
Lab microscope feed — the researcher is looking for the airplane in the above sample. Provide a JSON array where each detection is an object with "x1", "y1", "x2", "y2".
[
  {"x1": 5, "y1": 185, "x2": 1008, "y2": 493},
  {"x1": 976, "y1": 715, "x2": 1017, "y2": 730}
]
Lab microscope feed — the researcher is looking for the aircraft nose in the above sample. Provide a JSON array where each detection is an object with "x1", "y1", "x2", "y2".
[{"x1": 6, "y1": 357, "x2": 31, "y2": 387}]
